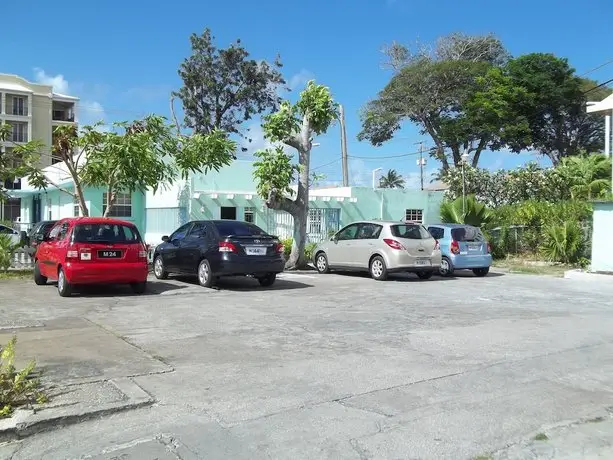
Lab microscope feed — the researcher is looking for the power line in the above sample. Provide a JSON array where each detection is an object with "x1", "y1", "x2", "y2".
[
  {"x1": 348, "y1": 150, "x2": 421, "y2": 160},
  {"x1": 580, "y1": 59, "x2": 613, "y2": 77},
  {"x1": 311, "y1": 158, "x2": 341, "y2": 171},
  {"x1": 584, "y1": 77, "x2": 613, "y2": 94}
]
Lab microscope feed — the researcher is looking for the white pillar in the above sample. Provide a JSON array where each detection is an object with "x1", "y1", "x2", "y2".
[
  {"x1": 605, "y1": 112, "x2": 611, "y2": 158},
  {"x1": 0, "y1": 92, "x2": 5, "y2": 114}
]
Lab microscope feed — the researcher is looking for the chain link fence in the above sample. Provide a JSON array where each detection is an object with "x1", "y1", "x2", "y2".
[{"x1": 486, "y1": 223, "x2": 592, "y2": 260}]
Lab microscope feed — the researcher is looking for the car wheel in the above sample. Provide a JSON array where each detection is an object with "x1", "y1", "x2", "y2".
[
  {"x1": 153, "y1": 255, "x2": 168, "y2": 280},
  {"x1": 417, "y1": 271, "x2": 433, "y2": 280},
  {"x1": 57, "y1": 267, "x2": 72, "y2": 297},
  {"x1": 369, "y1": 255, "x2": 388, "y2": 281},
  {"x1": 130, "y1": 281, "x2": 147, "y2": 294},
  {"x1": 258, "y1": 273, "x2": 277, "y2": 287},
  {"x1": 34, "y1": 262, "x2": 47, "y2": 285},
  {"x1": 315, "y1": 252, "x2": 330, "y2": 274},
  {"x1": 197, "y1": 259, "x2": 214, "y2": 288},
  {"x1": 473, "y1": 267, "x2": 490, "y2": 277},
  {"x1": 439, "y1": 256, "x2": 454, "y2": 277}
]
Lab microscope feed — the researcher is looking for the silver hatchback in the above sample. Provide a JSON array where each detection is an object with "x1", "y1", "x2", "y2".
[{"x1": 313, "y1": 220, "x2": 442, "y2": 280}]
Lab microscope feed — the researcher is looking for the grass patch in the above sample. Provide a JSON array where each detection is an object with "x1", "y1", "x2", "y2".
[
  {"x1": 493, "y1": 259, "x2": 569, "y2": 277},
  {"x1": 473, "y1": 455, "x2": 493, "y2": 460},
  {"x1": 533, "y1": 432, "x2": 549, "y2": 441},
  {"x1": 0, "y1": 269, "x2": 33, "y2": 280},
  {"x1": 1, "y1": 336, "x2": 48, "y2": 418}
]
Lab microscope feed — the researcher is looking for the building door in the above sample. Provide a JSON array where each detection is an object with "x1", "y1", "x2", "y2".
[{"x1": 220, "y1": 206, "x2": 237, "y2": 220}]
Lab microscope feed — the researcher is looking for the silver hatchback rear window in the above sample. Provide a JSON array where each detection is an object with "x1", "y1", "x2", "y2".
[{"x1": 390, "y1": 224, "x2": 430, "y2": 240}]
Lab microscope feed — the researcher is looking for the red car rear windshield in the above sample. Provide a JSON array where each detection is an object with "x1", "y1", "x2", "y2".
[
  {"x1": 390, "y1": 224, "x2": 431, "y2": 240},
  {"x1": 72, "y1": 223, "x2": 141, "y2": 244}
]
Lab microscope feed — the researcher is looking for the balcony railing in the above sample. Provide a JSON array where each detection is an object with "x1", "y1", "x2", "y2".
[{"x1": 52, "y1": 110, "x2": 75, "y2": 122}]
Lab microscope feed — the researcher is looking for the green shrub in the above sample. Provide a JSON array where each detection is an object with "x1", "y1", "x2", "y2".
[
  {"x1": 0, "y1": 336, "x2": 47, "y2": 418},
  {"x1": 280, "y1": 238, "x2": 317, "y2": 262},
  {"x1": 0, "y1": 234, "x2": 20, "y2": 273},
  {"x1": 539, "y1": 221, "x2": 584, "y2": 264}
]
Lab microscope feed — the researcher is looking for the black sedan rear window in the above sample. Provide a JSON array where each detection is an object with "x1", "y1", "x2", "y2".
[
  {"x1": 390, "y1": 224, "x2": 431, "y2": 240},
  {"x1": 72, "y1": 223, "x2": 141, "y2": 244},
  {"x1": 213, "y1": 221, "x2": 268, "y2": 237}
]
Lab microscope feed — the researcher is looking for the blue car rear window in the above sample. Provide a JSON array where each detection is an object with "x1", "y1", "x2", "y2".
[{"x1": 451, "y1": 226, "x2": 484, "y2": 242}]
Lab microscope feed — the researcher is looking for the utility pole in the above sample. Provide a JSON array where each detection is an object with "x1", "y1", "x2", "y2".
[
  {"x1": 414, "y1": 141, "x2": 426, "y2": 190},
  {"x1": 339, "y1": 104, "x2": 349, "y2": 187}
]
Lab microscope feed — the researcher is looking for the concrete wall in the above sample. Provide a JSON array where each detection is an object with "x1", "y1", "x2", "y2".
[
  {"x1": 31, "y1": 93, "x2": 53, "y2": 167},
  {"x1": 591, "y1": 202, "x2": 613, "y2": 273}
]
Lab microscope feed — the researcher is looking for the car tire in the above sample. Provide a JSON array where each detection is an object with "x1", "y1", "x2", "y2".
[
  {"x1": 473, "y1": 267, "x2": 490, "y2": 277},
  {"x1": 130, "y1": 281, "x2": 147, "y2": 294},
  {"x1": 153, "y1": 255, "x2": 168, "y2": 280},
  {"x1": 34, "y1": 262, "x2": 47, "y2": 286},
  {"x1": 258, "y1": 273, "x2": 277, "y2": 287},
  {"x1": 315, "y1": 252, "x2": 330, "y2": 274},
  {"x1": 417, "y1": 271, "x2": 433, "y2": 280},
  {"x1": 197, "y1": 259, "x2": 214, "y2": 288},
  {"x1": 57, "y1": 267, "x2": 72, "y2": 297},
  {"x1": 439, "y1": 256, "x2": 454, "y2": 277},
  {"x1": 369, "y1": 255, "x2": 388, "y2": 281}
]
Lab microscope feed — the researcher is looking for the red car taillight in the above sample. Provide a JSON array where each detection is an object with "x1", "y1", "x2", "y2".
[
  {"x1": 434, "y1": 240, "x2": 440, "y2": 251},
  {"x1": 487, "y1": 242, "x2": 492, "y2": 254},
  {"x1": 383, "y1": 238, "x2": 406, "y2": 250},
  {"x1": 450, "y1": 240, "x2": 460, "y2": 255},
  {"x1": 67, "y1": 245, "x2": 91, "y2": 261},
  {"x1": 219, "y1": 241, "x2": 237, "y2": 253},
  {"x1": 274, "y1": 242, "x2": 284, "y2": 253}
]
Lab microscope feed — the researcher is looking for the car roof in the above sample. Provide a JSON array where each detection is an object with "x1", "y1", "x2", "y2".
[
  {"x1": 428, "y1": 223, "x2": 479, "y2": 229},
  {"x1": 58, "y1": 217, "x2": 136, "y2": 226},
  {"x1": 347, "y1": 220, "x2": 423, "y2": 226}
]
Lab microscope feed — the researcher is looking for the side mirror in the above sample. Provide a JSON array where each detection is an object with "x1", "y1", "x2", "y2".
[
  {"x1": 36, "y1": 233, "x2": 45, "y2": 242},
  {"x1": 332, "y1": 235, "x2": 338, "y2": 242},
  {"x1": 161, "y1": 235, "x2": 169, "y2": 242}
]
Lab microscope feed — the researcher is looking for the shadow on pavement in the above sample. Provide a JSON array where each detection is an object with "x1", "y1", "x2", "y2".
[
  {"x1": 331, "y1": 270, "x2": 504, "y2": 282},
  {"x1": 172, "y1": 275, "x2": 313, "y2": 291},
  {"x1": 67, "y1": 280, "x2": 188, "y2": 297}
]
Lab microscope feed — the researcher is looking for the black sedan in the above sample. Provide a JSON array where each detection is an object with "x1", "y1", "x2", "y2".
[{"x1": 152, "y1": 220, "x2": 286, "y2": 288}]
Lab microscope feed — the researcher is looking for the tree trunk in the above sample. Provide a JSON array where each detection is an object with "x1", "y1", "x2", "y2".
[
  {"x1": 74, "y1": 181, "x2": 89, "y2": 217},
  {"x1": 103, "y1": 189, "x2": 116, "y2": 218}
]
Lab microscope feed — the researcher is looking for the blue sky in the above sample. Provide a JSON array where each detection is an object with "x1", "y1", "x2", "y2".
[{"x1": 4, "y1": 0, "x2": 612, "y2": 187}]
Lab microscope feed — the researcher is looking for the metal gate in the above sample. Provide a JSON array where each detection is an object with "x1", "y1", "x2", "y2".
[{"x1": 265, "y1": 208, "x2": 340, "y2": 243}]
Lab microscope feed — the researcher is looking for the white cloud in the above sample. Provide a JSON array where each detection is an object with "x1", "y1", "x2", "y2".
[
  {"x1": 288, "y1": 69, "x2": 315, "y2": 91},
  {"x1": 33, "y1": 68, "x2": 108, "y2": 131},
  {"x1": 33, "y1": 68, "x2": 69, "y2": 94}
]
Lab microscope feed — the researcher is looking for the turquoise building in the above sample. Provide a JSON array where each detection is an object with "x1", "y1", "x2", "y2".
[{"x1": 13, "y1": 160, "x2": 445, "y2": 245}]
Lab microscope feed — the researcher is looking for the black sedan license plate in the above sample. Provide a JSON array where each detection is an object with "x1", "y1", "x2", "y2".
[{"x1": 98, "y1": 250, "x2": 122, "y2": 259}]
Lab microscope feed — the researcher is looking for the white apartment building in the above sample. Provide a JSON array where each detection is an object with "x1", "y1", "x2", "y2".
[{"x1": 0, "y1": 73, "x2": 78, "y2": 221}]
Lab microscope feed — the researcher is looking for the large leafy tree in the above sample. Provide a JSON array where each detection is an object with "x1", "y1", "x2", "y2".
[
  {"x1": 379, "y1": 169, "x2": 405, "y2": 188},
  {"x1": 174, "y1": 28, "x2": 286, "y2": 149},
  {"x1": 0, "y1": 125, "x2": 45, "y2": 202},
  {"x1": 48, "y1": 117, "x2": 235, "y2": 217},
  {"x1": 360, "y1": 33, "x2": 511, "y2": 171},
  {"x1": 253, "y1": 81, "x2": 338, "y2": 269},
  {"x1": 477, "y1": 53, "x2": 612, "y2": 165}
]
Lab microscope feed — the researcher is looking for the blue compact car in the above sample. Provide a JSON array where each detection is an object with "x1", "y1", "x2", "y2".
[{"x1": 426, "y1": 224, "x2": 492, "y2": 277}]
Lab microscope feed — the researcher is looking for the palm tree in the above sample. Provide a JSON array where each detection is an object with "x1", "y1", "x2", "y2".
[
  {"x1": 557, "y1": 154, "x2": 612, "y2": 200},
  {"x1": 379, "y1": 169, "x2": 405, "y2": 189},
  {"x1": 439, "y1": 195, "x2": 493, "y2": 227}
]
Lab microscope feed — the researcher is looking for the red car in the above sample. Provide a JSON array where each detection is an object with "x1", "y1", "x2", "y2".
[{"x1": 34, "y1": 217, "x2": 149, "y2": 297}]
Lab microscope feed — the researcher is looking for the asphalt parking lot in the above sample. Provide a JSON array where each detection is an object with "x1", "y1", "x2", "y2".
[{"x1": 1, "y1": 269, "x2": 613, "y2": 459}]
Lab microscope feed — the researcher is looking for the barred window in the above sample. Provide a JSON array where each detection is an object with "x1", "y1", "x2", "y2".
[
  {"x1": 308, "y1": 208, "x2": 323, "y2": 234},
  {"x1": 103, "y1": 192, "x2": 132, "y2": 218},
  {"x1": 404, "y1": 209, "x2": 423, "y2": 223},
  {"x1": 244, "y1": 207, "x2": 255, "y2": 223}
]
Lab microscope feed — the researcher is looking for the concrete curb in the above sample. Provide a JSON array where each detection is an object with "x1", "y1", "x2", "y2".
[
  {"x1": 0, "y1": 378, "x2": 153, "y2": 442},
  {"x1": 564, "y1": 269, "x2": 613, "y2": 281}
]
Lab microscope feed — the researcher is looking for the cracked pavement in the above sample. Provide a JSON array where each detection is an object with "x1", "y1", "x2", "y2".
[{"x1": 1, "y1": 270, "x2": 613, "y2": 459}]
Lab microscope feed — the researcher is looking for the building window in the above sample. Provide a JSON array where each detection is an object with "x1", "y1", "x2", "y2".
[
  {"x1": 404, "y1": 209, "x2": 423, "y2": 223},
  {"x1": 102, "y1": 192, "x2": 132, "y2": 217},
  {"x1": 308, "y1": 208, "x2": 323, "y2": 234},
  {"x1": 244, "y1": 207, "x2": 255, "y2": 223},
  {"x1": 9, "y1": 122, "x2": 28, "y2": 142},
  {"x1": 11, "y1": 97, "x2": 26, "y2": 116}
]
